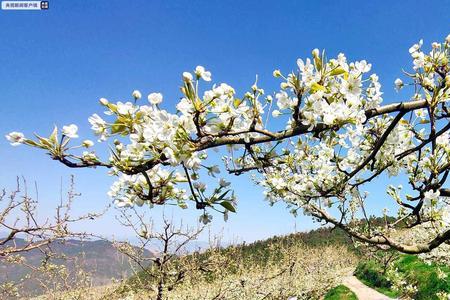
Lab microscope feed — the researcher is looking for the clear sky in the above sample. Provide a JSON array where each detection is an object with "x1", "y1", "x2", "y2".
[{"x1": 1, "y1": 0, "x2": 450, "y2": 243}]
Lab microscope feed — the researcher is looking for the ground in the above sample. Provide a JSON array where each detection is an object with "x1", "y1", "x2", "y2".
[{"x1": 343, "y1": 276, "x2": 394, "y2": 300}]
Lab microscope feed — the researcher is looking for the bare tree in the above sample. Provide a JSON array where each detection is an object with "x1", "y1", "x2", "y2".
[
  {"x1": 0, "y1": 176, "x2": 103, "y2": 257},
  {"x1": 0, "y1": 176, "x2": 105, "y2": 298},
  {"x1": 113, "y1": 208, "x2": 206, "y2": 300}
]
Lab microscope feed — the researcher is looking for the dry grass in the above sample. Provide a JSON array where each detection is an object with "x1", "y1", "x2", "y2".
[{"x1": 111, "y1": 242, "x2": 358, "y2": 300}]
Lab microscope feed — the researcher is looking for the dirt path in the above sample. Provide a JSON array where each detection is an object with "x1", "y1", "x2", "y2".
[{"x1": 342, "y1": 276, "x2": 395, "y2": 300}]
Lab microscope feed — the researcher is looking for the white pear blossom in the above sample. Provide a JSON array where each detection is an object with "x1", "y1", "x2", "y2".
[
  {"x1": 424, "y1": 190, "x2": 440, "y2": 202},
  {"x1": 6, "y1": 132, "x2": 25, "y2": 146},
  {"x1": 184, "y1": 152, "x2": 201, "y2": 170},
  {"x1": 62, "y1": 124, "x2": 78, "y2": 138},
  {"x1": 176, "y1": 98, "x2": 194, "y2": 115},
  {"x1": 276, "y1": 91, "x2": 296, "y2": 110},
  {"x1": 193, "y1": 182, "x2": 206, "y2": 191},
  {"x1": 409, "y1": 39, "x2": 423, "y2": 53},
  {"x1": 340, "y1": 75, "x2": 362, "y2": 99},
  {"x1": 162, "y1": 147, "x2": 178, "y2": 166},
  {"x1": 355, "y1": 60, "x2": 371, "y2": 73},
  {"x1": 270, "y1": 177, "x2": 286, "y2": 190},
  {"x1": 82, "y1": 151, "x2": 97, "y2": 162},
  {"x1": 88, "y1": 114, "x2": 107, "y2": 136},
  {"x1": 208, "y1": 165, "x2": 220, "y2": 177},
  {"x1": 272, "y1": 110, "x2": 281, "y2": 117},
  {"x1": 148, "y1": 93, "x2": 163, "y2": 105},
  {"x1": 116, "y1": 101, "x2": 135, "y2": 115},
  {"x1": 413, "y1": 52, "x2": 426, "y2": 70},
  {"x1": 436, "y1": 132, "x2": 449, "y2": 147},
  {"x1": 195, "y1": 66, "x2": 211, "y2": 81},
  {"x1": 219, "y1": 178, "x2": 231, "y2": 187}
]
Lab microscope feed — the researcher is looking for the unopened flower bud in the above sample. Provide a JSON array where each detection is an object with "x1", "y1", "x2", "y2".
[
  {"x1": 82, "y1": 140, "x2": 94, "y2": 148},
  {"x1": 312, "y1": 48, "x2": 320, "y2": 57},
  {"x1": 99, "y1": 98, "x2": 109, "y2": 106},
  {"x1": 394, "y1": 78, "x2": 404, "y2": 91},
  {"x1": 183, "y1": 72, "x2": 193, "y2": 82},
  {"x1": 273, "y1": 70, "x2": 281, "y2": 78},
  {"x1": 132, "y1": 90, "x2": 142, "y2": 100},
  {"x1": 280, "y1": 82, "x2": 289, "y2": 89},
  {"x1": 272, "y1": 110, "x2": 281, "y2": 117},
  {"x1": 245, "y1": 91, "x2": 253, "y2": 99}
]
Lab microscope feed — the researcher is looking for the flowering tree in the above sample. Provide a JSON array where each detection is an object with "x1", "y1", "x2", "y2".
[{"x1": 7, "y1": 34, "x2": 450, "y2": 254}]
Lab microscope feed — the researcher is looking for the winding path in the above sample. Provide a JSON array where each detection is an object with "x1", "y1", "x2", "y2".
[{"x1": 342, "y1": 276, "x2": 395, "y2": 300}]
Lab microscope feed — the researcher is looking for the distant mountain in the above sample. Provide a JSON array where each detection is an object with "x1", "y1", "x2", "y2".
[
  {"x1": 0, "y1": 238, "x2": 155, "y2": 298},
  {"x1": 2, "y1": 220, "x2": 384, "y2": 298}
]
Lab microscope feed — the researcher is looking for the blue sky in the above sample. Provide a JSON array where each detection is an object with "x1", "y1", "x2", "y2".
[{"x1": 1, "y1": 0, "x2": 449, "y2": 243}]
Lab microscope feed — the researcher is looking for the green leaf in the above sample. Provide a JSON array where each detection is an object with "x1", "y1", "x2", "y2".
[
  {"x1": 184, "y1": 82, "x2": 195, "y2": 102},
  {"x1": 233, "y1": 98, "x2": 243, "y2": 108},
  {"x1": 49, "y1": 126, "x2": 58, "y2": 144},
  {"x1": 106, "y1": 103, "x2": 118, "y2": 113},
  {"x1": 329, "y1": 67, "x2": 347, "y2": 76},
  {"x1": 108, "y1": 145, "x2": 120, "y2": 162},
  {"x1": 34, "y1": 133, "x2": 53, "y2": 149},
  {"x1": 111, "y1": 121, "x2": 126, "y2": 134},
  {"x1": 23, "y1": 139, "x2": 43, "y2": 148},
  {"x1": 314, "y1": 56, "x2": 322, "y2": 71},
  {"x1": 61, "y1": 137, "x2": 71, "y2": 149},
  {"x1": 135, "y1": 111, "x2": 144, "y2": 120},
  {"x1": 219, "y1": 201, "x2": 236, "y2": 213},
  {"x1": 310, "y1": 83, "x2": 327, "y2": 93},
  {"x1": 165, "y1": 170, "x2": 176, "y2": 183},
  {"x1": 217, "y1": 190, "x2": 230, "y2": 201},
  {"x1": 400, "y1": 119, "x2": 410, "y2": 125}
]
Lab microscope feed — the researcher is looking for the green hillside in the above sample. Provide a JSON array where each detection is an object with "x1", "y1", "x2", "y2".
[{"x1": 355, "y1": 254, "x2": 450, "y2": 300}]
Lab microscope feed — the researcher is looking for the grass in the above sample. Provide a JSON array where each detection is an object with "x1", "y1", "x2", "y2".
[
  {"x1": 324, "y1": 285, "x2": 358, "y2": 300},
  {"x1": 355, "y1": 254, "x2": 450, "y2": 300},
  {"x1": 395, "y1": 255, "x2": 450, "y2": 300}
]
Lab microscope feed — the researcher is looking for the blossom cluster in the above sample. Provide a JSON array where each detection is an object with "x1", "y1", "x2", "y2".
[{"x1": 260, "y1": 35, "x2": 450, "y2": 236}]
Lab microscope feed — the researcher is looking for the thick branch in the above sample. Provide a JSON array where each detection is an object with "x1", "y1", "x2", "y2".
[
  {"x1": 196, "y1": 99, "x2": 427, "y2": 151},
  {"x1": 309, "y1": 203, "x2": 450, "y2": 254}
]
